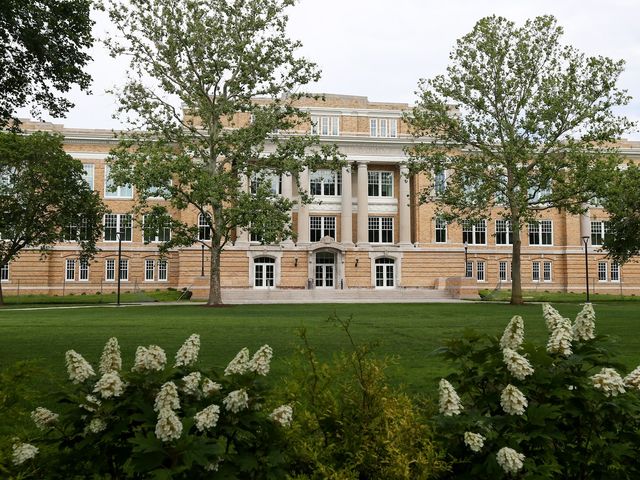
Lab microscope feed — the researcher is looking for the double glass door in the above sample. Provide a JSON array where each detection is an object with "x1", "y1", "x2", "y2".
[{"x1": 315, "y1": 252, "x2": 335, "y2": 288}]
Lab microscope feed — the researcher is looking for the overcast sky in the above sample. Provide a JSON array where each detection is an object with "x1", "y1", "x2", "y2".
[{"x1": 24, "y1": 0, "x2": 640, "y2": 139}]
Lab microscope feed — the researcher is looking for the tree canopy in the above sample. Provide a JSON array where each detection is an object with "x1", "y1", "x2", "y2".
[
  {"x1": 407, "y1": 15, "x2": 633, "y2": 305},
  {"x1": 104, "y1": 0, "x2": 343, "y2": 305},
  {"x1": 0, "y1": 131, "x2": 106, "y2": 304}
]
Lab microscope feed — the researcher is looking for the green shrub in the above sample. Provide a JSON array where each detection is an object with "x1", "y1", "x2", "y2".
[
  {"x1": 282, "y1": 315, "x2": 446, "y2": 480},
  {"x1": 434, "y1": 304, "x2": 640, "y2": 479}
]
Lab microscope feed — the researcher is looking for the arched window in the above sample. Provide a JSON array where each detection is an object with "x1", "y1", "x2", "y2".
[
  {"x1": 254, "y1": 256, "x2": 275, "y2": 288},
  {"x1": 375, "y1": 257, "x2": 395, "y2": 287}
]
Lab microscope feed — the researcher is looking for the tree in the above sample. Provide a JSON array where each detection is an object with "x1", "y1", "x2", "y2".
[
  {"x1": 0, "y1": 131, "x2": 106, "y2": 305},
  {"x1": 601, "y1": 163, "x2": 640, "y2": 264},
  {"x1": 0, "y1": 0, "x2": 94, "y2": 128},
  {"x1": 104, "y1": 0, "x2": 343, "y2": 306},
  {"x1": 407, "y1": 15, "x2": 633, "y2": 305}
]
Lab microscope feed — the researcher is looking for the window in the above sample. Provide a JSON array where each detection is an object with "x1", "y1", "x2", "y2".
[
  {"x1": 104, "y1": 166, "x2": 133, "y2": 199},
  {"x1": 532, "y1": 261, "x2": 540, "y2": 282},
  {"x1": 119, "y1": 259, "x2": 129, "y2": 281},
  {"x1": 476, "y1": 261, "x2": 486, "y2": 282},
  {"x1": 79, "y1": 259, "x2": 89, "y2": 281},
  {"x1": 65, "y1": 216, "x2": 91, "y2": 242},
  {"x1": 105, "y1": 259, "x2": 115, "y2": 281},
  {"x1": 434, "y1": 169, "x2": 446, "y2": 196},
  {"x1": 368, "y1": 171, "x2": 393, "y2": 197},
  {"x1": 598, "y1": 261, "x2": 608, "y2": 282},
  {"x1": 310, "y1": 216, "x2": 336, "y2": 242},
  {"x1": 375, "y1": 258, "x2": 395, "y2": 287},
  {"x1": 143, "y1": 215, "x2": 171, "y2": 243},
  {"x1": 309, "y1": 170, "x2": 341, "y2": 196},
  {"x1": 251, "y1": 173, "x2": 281, "y2": 195},
  {"x1": 0, "y1": 263, "x2": 8, "y2": 282},
  {"x1": 499, "y1": 261, "x2": 509, "y2": 282},
  {"x1": 462, "y1": 220, "x2": 486, "y2": 245},
  {"x1": 529, "y1": 184, "x2": 552, "y2": 203},
  {"x1": 104, "y1": 214, "x2": 133, "y2": 242},
  {"x1": 370, "y1": 118, "x2": 398, "y2": 138},
  {"x1": 543, "y1": 261, "x2": 552, "y2": 282},
  {"x1": 145, "y1": 259, "x2": 155, "y2": 281},
  {"x1": 198, "y1": 213, "x2": 211, "y2": 241},
  {"x1": 65, "y1": 259, "x2": 76, "y2": 281},
  {"x1": 254, "y1": 257, "x2": 275, "y2": 288},
  {"x1": 82, "y1": 164, "x2": 94, "y2": 189},
  {"x1": 495, "y1": 220, "x2": 513, "y2": 245},
  {"x1": 147, "y1": 180, "x2": 172, "y2": 199},
  {"x1": 311, "y1": 116, "x2": 339, "y2": 136},
  {"x1": 528, "y1": 220, "x2": 553, "y2": 245},
  {"x1": 368, "y1": 217, "x2": 393, "y2": 243},
  {"x1": 435, "y1": 217, "x2": 447, "y2": 243},
  {"x1": 590, "y1": 221, "x2": 611, "y2": 246},
  {"x1": 465, "y1": 261, "x2": 473, "y2": 278},
  {"x1": 611, "y1": 262, "x2": 620, "y2": 282},
  {"x1": 158, "y1": 260, "x2": 168, "y2": 281}
]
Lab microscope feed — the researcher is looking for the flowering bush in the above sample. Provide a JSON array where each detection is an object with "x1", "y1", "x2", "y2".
[
  {"x1": 434, "y1": 304, "x2": 640, "y2": 479},
  {"x1": 10, "y1": 335, "x2": 292, "y2": 479}
]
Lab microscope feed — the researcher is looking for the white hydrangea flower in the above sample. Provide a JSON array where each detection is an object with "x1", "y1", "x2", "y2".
[
  {"x1": 624, "y1": 366, "x2": 640, "y2": 390},
  {"x1": 31, "y1": 407, "x2": 59, "y2": 430},
  {"x1": 500, "y1": 384, "x2": 528, "y2": 415},
  {"x1": 79, "y1": 394, "x2": 102, "y2": 412},
  {"x1": 547, "y1": 317, "x2": 573, "y2": 356},
  {"x1": 496, "y1": 447, "x2": 525, "y2": 474},
  {"x1": 155, "y1": 410, "x2": 183, "y2": 442},
  {"x1": 93, "y1": 372, "x2": 126, "y2": 399},
  {"x1": 542, "y1": 303, "x2": 564, "y2": 331},
  {"x1": 132, "y1": 345, "x2": 167, "y2": 373},
  {"x1": 500, "y1": 316, "x2": 525, "y2": 350},
  {"x1": 248, "y1": 345, "x2": 273, "y2": 376},
  {"x1": 99, "y1": 337, "x2": 122, "y2": 374},
  {"x1": 503, "y1": 348, "x2": 534, "y2": 380},
  {"x1": 269, "y1": 405, "x2": 293, "y2": 427},
  {"x1": 65, "y1": 350, "x2": 95, "y2": 384},
  {"x1": 12, "y1": 443, "x2": 38, "y2": 465},
  {"x1": 88, "y1": 417, "x2": 107, "y2": 433},
  {"x1": 573, "y1": 303, "x2": 596, "y2": 341},
  {"x1": 202, "y1": 378, "x2": 222, "y2": 396},
  {"x1": 194, "y1": 404, "x2": 220, "y2": 432},
  {"x1": 438, "y1": 379, "x2": 463, "y2": 416},
  {"x1": 205, "y1": 460, "x2": 222, "y2": 472},
  {"x1": 182, "y1": 371, "x2": 202, "y2": 396},
  {"x1": 175, "y1": 334, "x2": 200, "y2": 367},
  {"x1": 463, "y1": 432, "x2": 485, "y2": 452},
  {"x1": 224, "y1": 347, "x2": 250, "y2": 376},
  {"x1": 154, "y1": 381, "x2": 180, "y2": 413},
  {"x1": 591, "y1": 367, "x2": 626, "y2": 397},
  {"x1": 223, "y1": 389, "x2": 249, "y2": 413}
]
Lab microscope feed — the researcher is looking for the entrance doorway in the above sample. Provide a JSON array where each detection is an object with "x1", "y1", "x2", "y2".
[{"x1": 315, "y1": 251, "x2": 335, "y2": 288}]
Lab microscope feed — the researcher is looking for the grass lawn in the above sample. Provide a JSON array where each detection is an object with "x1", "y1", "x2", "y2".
[
  {"x1": 479, "y1": 289, "x2": 640, "y2": 303},
  {"x1": 0, "y1": 288, "x2": 188, "y2": 306},
  {"x1": 2, "y1": 302, "x2": 640, "y2": 396}
]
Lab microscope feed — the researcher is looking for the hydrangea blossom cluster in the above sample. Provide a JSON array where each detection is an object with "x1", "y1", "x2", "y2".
[
  {"x1": 463, "y1": 432, "x2": 485, "y2": 452},
  {"x1": 154, "y1": 381, "x2": 183, "y2": 442},
  {"x1": 202, "y1": 378, "x2": 222, "y2": 396},
  {"x1": 194, "y1": 404, "x2": 220, "y2": 432},
  {"x1": 496, "y1": 447, "x2": 525, "y2": 474},
  {"x1": 65, "y1": 350, "x2": 95, "y2": 384},
  {"x1": 182, "y1": 371, "x2": 202, "y2": 396},
  {"x1": 269, "y1": 405, "x2": 293, "y2": 427},
  {"x1": 542, "y1": 303, "x2": 564, "y2": 331},
  {"x1": 500, "y1": 384, "x2": 528, "y2": 415},
  {"x1": 500, "y1": 316, "x2": 524, "y2": 350},
  {"x1": 223, "y1": 389, "x2": 249, "y2": 413},
  {"x1": 547, "y1": 317, "x2": 573, "y2": 356},
  {"x1": 624, "y1": 366, "x2": 640, "y2": 390},
  {"x1": 175, "y1": 334, "x2": 200, "y2": 367},
  {"x1": 99, "y1": 337, "x2": 122, "y2": 374},
  {"x1": 249, "y1": 345, "x2": 273, "y2": 376},
  {"x1": 132, "y1": 345, "x2": 167, "y2": 372},
  {"x1": 503, "y1": 348, "x2": 534, "y2": 380},
  {"x1": 93, "y1": 372, "x2": 126, "y2": 399},
  {"x1": 573, "y1": 303, "x2": 596, "y2": 341},
  {"x1": 79, "y1": 394, "x2": 102, "y2": 412},
  {"x1": 31, "y1": 407, "x2": 59, "y2": 430},
  {"x1": 88, "y1": 417, "x2": 107, "y2": 434},
  {"x1": 12, "y1": 443, "x2": 38, "y2": 465},
  {"x1": 591, "y1": 368, "x2": 626, "y2": 397},
  {"x1": 154, "y1": 381, "x2": 181, "y2": 412},
  {"x1": 438, "y1": 379, "x2": 463, "y2": 416},
  {"x1": 224, "y1": 348, "x2": 250, "y2": 376}
]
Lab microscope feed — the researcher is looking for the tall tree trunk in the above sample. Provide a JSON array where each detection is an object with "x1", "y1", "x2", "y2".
[
  {"x1": 511, "y1": 218, "x2": 524, "y2": 305},
  {"x1": 207, "y1": 246, "x2": 223, "y2": 306}
]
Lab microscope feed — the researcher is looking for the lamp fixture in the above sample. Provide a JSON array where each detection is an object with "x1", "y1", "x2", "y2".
[
  {"x1": 355, "y1": 258, "x2": 359, "y2": 267},
  {"x1": 294, "y1": 257, "x2": 298, "y2": 267}
]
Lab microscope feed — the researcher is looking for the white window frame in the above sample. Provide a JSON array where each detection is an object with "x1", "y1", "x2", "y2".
[
  {"x1": 476, "y1": 261, "x2": 486, "y2": 282},
  {"x1": 158, "y1": 259, "x2": 168, "y2": 282},
  {"x1": 368, "y1": 171, "x2": 393, "y2": 198},
  {"x1": 434, "y1": 169, "x2": 446, "y2": 196},
  {"x1": 532, "y1": 261, "x2": 540, "y2": 282},
  {"x1": 65, "y1": 259, "x2": 76, "y2": 282},
  {"x1": 198, "y1": 213, "x2": 211, "y2": 241},
  {"x1": 374, "y1": 257, "x2": 395, "y2": 288},
  {"x1": 254, "y1": 256, "x2": 276, "y2": 288},
  {"x1": 368, "y1": 216, "x2": 394, "y2": 244},
  {"x1": 251, "y1": 172, "x2": 281, "y2": 195},
  {"x1": 104, "y1": 214, "x2": 133, "y2": 242},
  {"x1": 435, "y1": 217, "x2": 447, "y2": 243},
  {"x1": 543, "y1": 261, "x2": 552, "y2": 282},
  {"x1": 598, "y1": 261, "x2": 608, "y2": 282},
  {"x1": 143, "y1": 214, "x2": 171, "y2": 243},
  {"x1": 105, "y1": 259, "x2": 116, "y2": 282},
  {"x1": 0, "y1": 263, "x2": 8, "y2": 282},
  {"x1": 499, "y1": 261, "x2": 510, "y2": 282},
  {"x1": 462, "y1": 220, "x2": 487, "y2": 245},
  {"x1": 104, "y1": 165, "x2": 133, "y2": 199},
  {"x1": 119, "y1": 259, "x2": 129, "y2": 282},
  {"x1": 147, "y1": 179, "x2": 173, "y2": 200},
  {"x1": 309, "y1": 216, "x2": 336, "y2": 242},
  {"x1": 82, "y1": 164, "x2": 95, "y2": 190},
  {"x1": 369, "y1": 118, "x2": 398, "y2": 138},
  {"x1": 79, "y1": 259, "x2": 89, "y2": 281},
  {"x1": 590, "y1": 221, "x2": 610, "y2": 247},
  {"x1": 311, "y1": 115, "x2": 339, "y2": 136},
  {"x1": 145, "y1": 259, "x2": 155, "y2": 281},
  {"x1": 611, "y1": 262, "x2": 620, "y2": 282},
  {"x1": 309, "y1": 170, "x2": 341, "y2": 196},
  {"x1": 495, "y1": 220, "x2": 513, "y2": 245},
  {"x1": 528, "y1": 220, "x2": 553, "y2": 246},
  {"x1": 465, "y1": 261, "x2": 473, "y2": 278}
]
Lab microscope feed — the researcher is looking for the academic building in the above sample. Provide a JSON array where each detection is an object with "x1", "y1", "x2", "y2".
[{"x1": 4, "y1": 94, "x2": 640, "y2": 301}]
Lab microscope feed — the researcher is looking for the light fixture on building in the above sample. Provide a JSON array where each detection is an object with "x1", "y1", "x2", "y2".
[
  {"x1": 294, "y1": 257, "x2": 298, "y2": 267},
  {"x1": 355, "y1": 258, "x2": 359, "y2": 267},
  {"x1": 581, "y1": 236, "x2": 590, "y2": 303},
  {"x1": 464, "y1": 241, "x2": 469, "y2": 277}
]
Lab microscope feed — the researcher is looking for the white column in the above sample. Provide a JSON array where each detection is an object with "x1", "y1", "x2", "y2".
[
  {"x1": 297, "y1": 168, "x2": 310, "y2": 244},
  {"x1": 341, "y1": 165, "x2": 353, "y2": 245},
  {"x1": 356, "y1": 161, "x2": 369, "y2": 245},
  {"x1": 580, "y1": 203, "x2": 591, "y2": 246},
  {"x1": 281, "y1": 173, "x2": 294, "y2": 246},
  {"x1": 398, "y1": 164, "x2": 411, "y2": 245},
  {"x1": 235, "y1": 174, "x2": 250, "y2": 245}
]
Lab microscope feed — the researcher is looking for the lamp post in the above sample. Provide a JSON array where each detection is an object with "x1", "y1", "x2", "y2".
[
  {"x1": 464, "y1": 241, "x2": 469, "y2": 277},
  {"x1": 201, "y1": 244, "x2": 205, "y2": 277},
  {"x1": 116, "y1": 230, "x2": 124, "y2": 306},
  {"x1": 581, "y1": 235, "x2": 590, "y2": 303}
]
